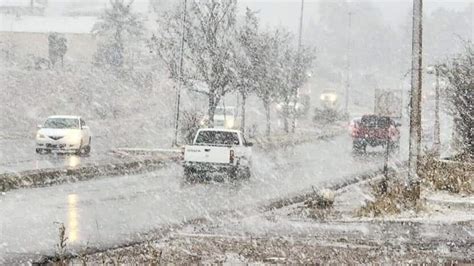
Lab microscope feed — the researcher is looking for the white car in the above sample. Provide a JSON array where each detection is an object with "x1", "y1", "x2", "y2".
[
  {"x1": 36, "y1": 115, "x2": 92, "y2": 155},
  {"x1": 183, "y1": 128, "x2": 252, "y2": 181}
]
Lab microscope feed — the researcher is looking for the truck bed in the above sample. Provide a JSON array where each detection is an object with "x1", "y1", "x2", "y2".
[{"x1": 184, "y1": 145, "x2": 231, "y2": 164}]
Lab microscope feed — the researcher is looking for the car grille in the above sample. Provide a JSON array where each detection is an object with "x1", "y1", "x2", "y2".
[
  {"x1": 49, "y1": 136, "x2": 64, "y2": 140},
  {"x1": 46, "y1": 144, "x2": 66, "y2": 148}
]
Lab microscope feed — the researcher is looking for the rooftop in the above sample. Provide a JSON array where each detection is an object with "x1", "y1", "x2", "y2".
[
  {"x1": 47, "y1": 115, "x2": 81, "y2": 119},
  {"x1": 0, "y1": 15, "x2": 97, "y2": 34}
]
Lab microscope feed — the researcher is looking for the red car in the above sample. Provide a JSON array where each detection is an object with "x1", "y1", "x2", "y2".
[{"x1": 350, "y1": 115, "x2": 401, "y2": 153}]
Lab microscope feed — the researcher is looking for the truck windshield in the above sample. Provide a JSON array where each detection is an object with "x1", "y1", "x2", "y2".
[
  {"x1": 44, "y1": 118, "x2": 80, "y2": 129},
  {"x1": 361, "y1": 116, "x2": 391, "y2": 128},
  {"x1": 214, "y1": 107, "x2": 234, "y2": 116},
  {"x1": 195, "y1": 131, "x2": 240, "y2": 146}
]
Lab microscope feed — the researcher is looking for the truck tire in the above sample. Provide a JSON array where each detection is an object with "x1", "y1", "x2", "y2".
[
  {"x1": 240, "y1": 167, "x2": 251, "y2": 179},
  {"x1": 228, "y1": 168, "x2": 238, "y2": 180},
  {"x1": 388, "y1": 141, "x2": 400, "y2": 153},
  {"x1": 184, "y1": 166, "x2": 196, "y2": 183},
  {"x1": 352, "y1": 140, "x2": 366, "y2": 153}
]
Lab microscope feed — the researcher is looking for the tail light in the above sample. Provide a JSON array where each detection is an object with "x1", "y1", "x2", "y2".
[
  {"x1": 388, "y1": 125, "x2": 397, "y2": 139},
  {"x1": 229, "y1": 149, "x2": 235, "y2": 164},
  {"x1": 351, "y1": 123, "x2": 359, "y2": 137}
]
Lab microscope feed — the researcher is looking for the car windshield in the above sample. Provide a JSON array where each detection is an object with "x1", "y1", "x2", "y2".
[
  {"x1": 195, "y1": 131, "x2": 240, "y2": 145},
  {"x1": 44, "y1": 118, "x2": 79, "y2": 129},
  {"x1": 361, "y1": 116, "x2": 391, "y2": 128}
]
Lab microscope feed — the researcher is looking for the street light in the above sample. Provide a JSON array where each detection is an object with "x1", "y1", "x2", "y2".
[
  {"x1": 172, "y1": 0, "x2": 188, "y2": 147},
  {"x1": 426, "y1": 64, "x2": 446, "y2": 157},
  {"x1": 344, "y1": 0, "x2": 353, "y2": 114}
]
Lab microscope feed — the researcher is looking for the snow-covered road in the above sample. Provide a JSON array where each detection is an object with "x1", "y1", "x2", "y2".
[
  {"x1": 0, "y1": 136, "x2": 119, "y2": 173},
  {"x1": 0, "y1": 134, "x2": 405, "y2": 263},
  {"x1": 0, "y1": 125, "x2": 175, "y2": 174}
]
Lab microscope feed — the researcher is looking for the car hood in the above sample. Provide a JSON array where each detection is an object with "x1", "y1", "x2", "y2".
[{"x1": 38, "y1": 128, "x2": 80, "y2": 137}]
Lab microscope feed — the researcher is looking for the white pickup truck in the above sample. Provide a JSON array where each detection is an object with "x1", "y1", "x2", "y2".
[{"x1": 183, "y1": 128, "x2": 253, "y2": 181}]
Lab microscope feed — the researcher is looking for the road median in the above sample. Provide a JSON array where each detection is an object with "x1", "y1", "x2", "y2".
[
  {"x1": 0, "y1": 155, "x2": 176, "y2": 193},
  {"x1": 0, "y1": 125, "x2": 344, "y2": 193}
]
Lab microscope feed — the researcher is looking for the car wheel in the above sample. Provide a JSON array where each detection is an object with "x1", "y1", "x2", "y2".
[
  {"x1": 83, "y1": 144, "x2": 91, "y2": 155},
  {"x1": 75, "y1": 141, "x2": 83, "y2": 155}
]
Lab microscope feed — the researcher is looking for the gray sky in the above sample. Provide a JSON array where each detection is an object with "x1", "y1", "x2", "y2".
[
  {"x1": 1, "y1": 0, "x2": 471, "y2": 34},
  {"x1": 239, "y1": 0, "x2": 472, "y2": 32}
]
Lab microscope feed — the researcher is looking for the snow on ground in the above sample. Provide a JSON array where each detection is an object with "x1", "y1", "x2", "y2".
[
  {"x1": 0, "y1": 134, "x2": 389, "y2": 263},
  {"x1": 71, "y1": 174, "x2": 473, "y2": 264}
]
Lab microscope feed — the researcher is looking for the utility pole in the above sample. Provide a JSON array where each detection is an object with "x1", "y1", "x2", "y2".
[
  {"x1": 407, "y1": 0, "x2": 423, "y2": 199},
  {"x1": 344, "y1": 10, "x2": 352, "y2": 114},
  {"x1": 433, "y1": 66, "x2": 441, "y2": 157},
  {"x1": 172, "y1": 0, "x2": 188, "y2": 147},
  {"x1": 297, "y1": 0, "x2": 304, "y2": 51},
  {"x1": 291, "y1": 0, "x2": 304, "y2": 133}
]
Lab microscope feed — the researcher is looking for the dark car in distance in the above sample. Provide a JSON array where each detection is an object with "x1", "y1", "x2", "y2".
[{"x1": 350, "y1": 114, "x2": 401, "y2": 153}]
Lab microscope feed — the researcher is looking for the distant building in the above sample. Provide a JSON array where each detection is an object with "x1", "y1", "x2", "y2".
[
  {"x1": 0, "y1": 15, "x2": 98, "y2": 65},
  {"x1": 0, "y1": 0, "x2": 47, "y2": 16}
]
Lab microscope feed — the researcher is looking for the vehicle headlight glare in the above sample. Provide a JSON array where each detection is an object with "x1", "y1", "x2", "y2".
[
  {"x1": 225, "y1": 119, "x2": 234, "y2": 128},
  {"x1": 69, "y1": 134, "x2": 82, "y2": 142}
]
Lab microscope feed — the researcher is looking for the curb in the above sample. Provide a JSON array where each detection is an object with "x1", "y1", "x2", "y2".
[
  {"x1": 425, "y1": 195, "x2": 474, "y2": 211},
  {"x1": 0, "y1": 156, "x2": 177, "y2": 193}
]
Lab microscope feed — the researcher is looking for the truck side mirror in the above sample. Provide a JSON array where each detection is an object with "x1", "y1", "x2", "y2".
[{"x1": 37, "y1": 124, "x2": 43, "y2": 129}]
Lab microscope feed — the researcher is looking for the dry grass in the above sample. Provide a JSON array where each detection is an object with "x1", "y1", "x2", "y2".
[
  {"x1": 419, "y1": 156, "x2": 473, "y2": 194},
  {"x1": 357, "y1": 174, "x2": 422, "y2": 217},
  {"x1": 286, "y1": 187, "x2": 336, "y2": 220},
  {"x1": 73, "y1": 234, "x2": 471, "y2": 264}
]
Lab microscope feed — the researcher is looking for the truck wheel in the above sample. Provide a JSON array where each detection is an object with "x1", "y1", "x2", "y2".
[
  {"x1": 352, "y1": 141, "x2": 366, "y2": 153},
  {"x1": 228, "y1": 168, "x2": 238, "y2": 180},
  {"x1": 240, "y1": 167, "x2": 251, "y2": 179},
  {"x1": 184, "y1": 167, "x2": 196, "y2": 183},
  {"x1": 389, "y1": 141, "x2": 400, "y2": 153}
]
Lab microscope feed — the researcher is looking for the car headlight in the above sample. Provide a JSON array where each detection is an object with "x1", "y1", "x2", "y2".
[
  {"x1": 36, "y1": 133, "x2": 45, "y2": 139},
  {"x1": 68, "y1": 134, "x2": 82, "y2": 142},
  {"x1": 225, "y1": 119, "x2": 234, "y2": 129}
]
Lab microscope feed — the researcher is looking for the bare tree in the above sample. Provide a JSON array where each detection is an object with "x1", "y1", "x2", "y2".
[
  {"x1": 234, "y1": 7, "x2": 259, "y2": 133},
  {"x1": 267, "y1": 29, "x2": 315, "y2": 133},
  {"x1": 151, "y1": 0, "x2": 238, "y2": 127},
  {"x1": 439, "y1": 44, "x2": 474, "y2": 157},
  {"x1": 48, "y1": 32, "x2": 67, "y2": 68},
  {"x1": 93, "y1": 0, "x2": 144, "y2": 68},
  {"x1": 253, "y1": 31, "x2": 279, "y2": 136}
]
